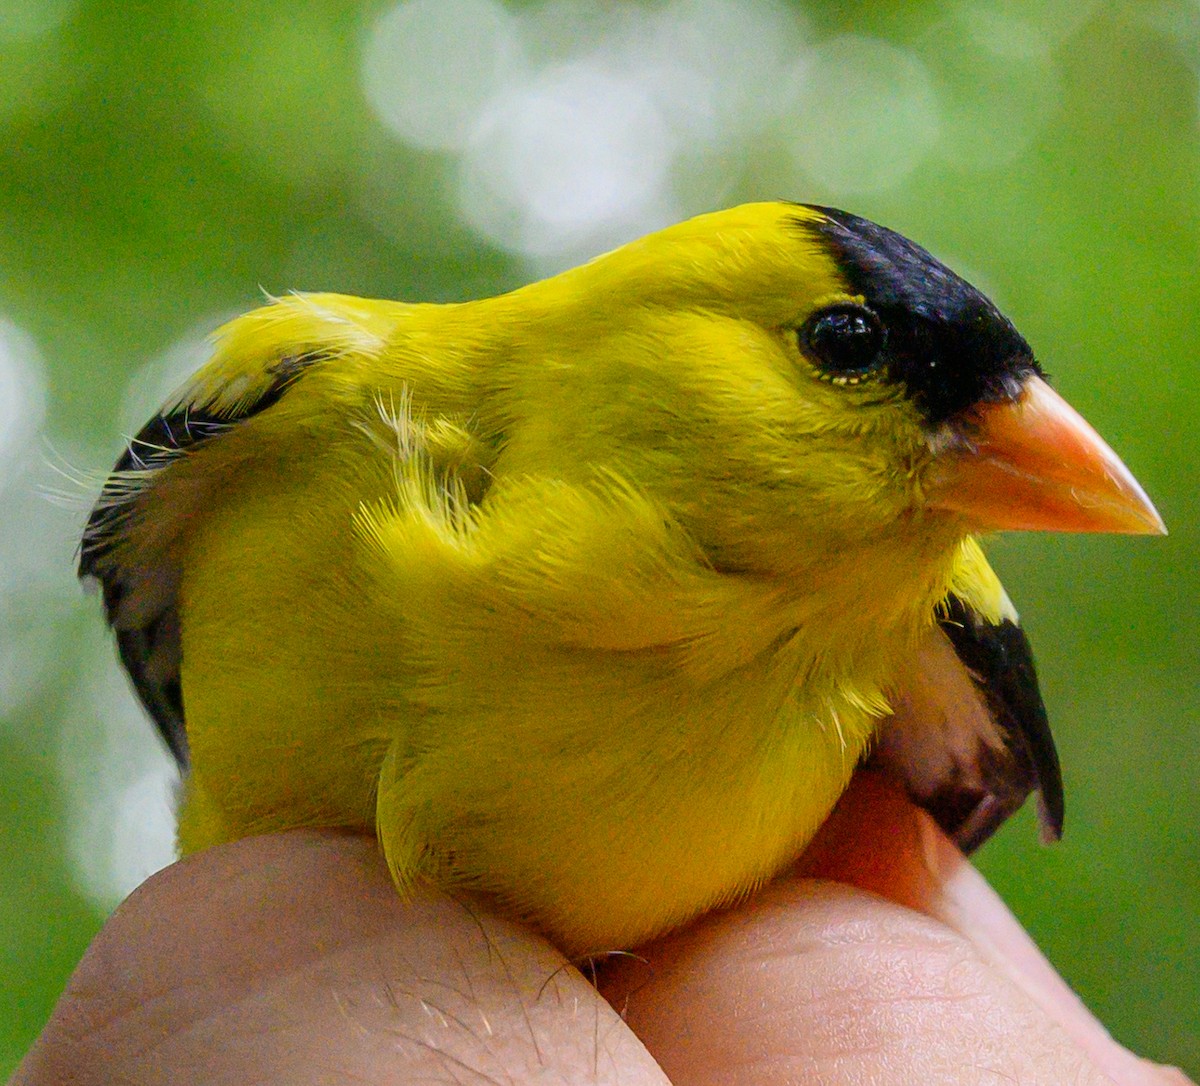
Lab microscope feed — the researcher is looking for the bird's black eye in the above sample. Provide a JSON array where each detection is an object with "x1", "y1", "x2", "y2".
[{"x1": 799, "y1": 304, "x2": 886, "y2": 383}]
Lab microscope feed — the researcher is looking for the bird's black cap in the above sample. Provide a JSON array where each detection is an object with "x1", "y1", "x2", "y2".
[{"x1": 801, "y1": 205, "x2": 1041, "y2": 427}]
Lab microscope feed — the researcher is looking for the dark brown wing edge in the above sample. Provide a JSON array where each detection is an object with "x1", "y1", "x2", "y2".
[
  {"x1": 871, "y1": 593, "x2": 1065, "y2": 855},
  {"x1": 78, "y1": 354, "x2": 325, "y2": 769},
  {"x1": 935, "y1": 594, "x2": 1064, "y2": 852}
]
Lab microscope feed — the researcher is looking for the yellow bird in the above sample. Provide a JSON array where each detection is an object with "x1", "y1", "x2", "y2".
[{"x1": 81, "y1": 203, "x2": 1163, "y2": 956}]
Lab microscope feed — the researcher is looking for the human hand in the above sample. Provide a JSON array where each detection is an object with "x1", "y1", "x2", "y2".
[{"x1": 13, "y1": 774, "x2": 1192, "y2": 1085}]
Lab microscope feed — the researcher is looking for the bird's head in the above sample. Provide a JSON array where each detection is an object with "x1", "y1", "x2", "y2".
[{"x1": 493, "y1": 202, "x2": 1163, "y2": 584}]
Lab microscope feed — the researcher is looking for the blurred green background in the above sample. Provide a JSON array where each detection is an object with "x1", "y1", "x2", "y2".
[{"x1": 1, "y1": 0, "x2": 1196, "y2": 1075}]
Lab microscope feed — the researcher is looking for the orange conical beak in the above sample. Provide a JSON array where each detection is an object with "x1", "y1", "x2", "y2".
[{"x1": 924, "y1": 376, "x2": 1166, "y2": 535}]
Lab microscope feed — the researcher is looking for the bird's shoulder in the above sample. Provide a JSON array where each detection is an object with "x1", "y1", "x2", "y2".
[{"x1": 78, "y1": 292, "x2": 440, "y2": 765}]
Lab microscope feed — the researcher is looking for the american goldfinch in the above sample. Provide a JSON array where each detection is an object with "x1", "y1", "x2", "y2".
[{"x1": 81, "y1": 203, "x2": 1163, "y2": 955}]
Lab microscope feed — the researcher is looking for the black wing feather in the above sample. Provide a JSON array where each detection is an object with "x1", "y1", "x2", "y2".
[
  {"x1": 937, "y1": 594, "x2": 1064, "y2": 850},
  {"x1": 79, "y1": 353, "x2": 326, "y2": 768},
  {"x1": 874, "y1": 592, "x2": 1064, "y2": 854}
]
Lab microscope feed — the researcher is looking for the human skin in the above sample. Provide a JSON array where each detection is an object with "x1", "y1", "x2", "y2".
[{"x1": 13, "y1": 774, "x2": 1193, "y2": 1085}]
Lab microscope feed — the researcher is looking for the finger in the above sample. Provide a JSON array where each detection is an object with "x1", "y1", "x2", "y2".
[
  {"x1": 598, "y1": 773, "x2": 1190, "y2": 1086},
  {"x1": 800, "y1": 773, "x2": 1193, "y2": 1086},
  {"x1": 599, "y1": 878, "x2": 1119, "y2": 1085},
  {"x1": 14, "y1": 831, "x2": 668, "y2": 1086}
]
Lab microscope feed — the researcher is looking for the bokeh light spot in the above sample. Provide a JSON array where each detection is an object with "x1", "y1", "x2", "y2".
[
  {"x1": 0, "y1": 318, "x2": 47, "y2": 483},
  {"x1": 0, "y1": 0, "x2": 78, "y2": 42},
  {"x1": 364, "y1": 0, "x2": 818, "y2": 261},
  {"x1": 784, "y1": 35, "x2": 940, "y2": 195},
  {"x1": 362, "y1": 0, "x2": 523, "y2": 152},
  {"x1": 923, "y1": 2, "x2": 1064, "y2": 170},
  {"x1": 588, "y1": 0, "x2": 807, "y2": 144},
  {"x1": 457, "y1": 62, "x2": 678, "y2": 262},
  {"x1": 61, "y1": 651, "x2": 178, "y2": 909}
]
